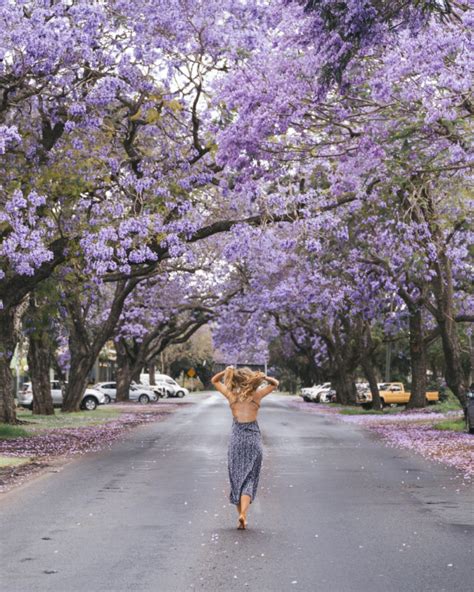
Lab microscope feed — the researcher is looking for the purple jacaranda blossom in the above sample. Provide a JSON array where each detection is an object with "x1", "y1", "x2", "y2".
[
  {"x1": 0, "y1": 0, "x2": 472, "y2": 425},
  {"x1": 0, "y1": 124, "x2": 21, "y2": 154}
]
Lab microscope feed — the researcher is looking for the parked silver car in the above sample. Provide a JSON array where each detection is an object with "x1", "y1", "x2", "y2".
[
  {"x1": 93, "y1": 382, "x2": 158, "y2": 404},
  {"x1": 18, "y1": 381, "x2": 105, "y2": 411},
  {"x1": 93, "y1": 382, "x2": 116, "y2": 404}
]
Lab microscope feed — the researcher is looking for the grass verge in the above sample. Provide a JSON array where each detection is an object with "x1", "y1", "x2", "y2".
[
  {"x1": 432, "y1": 398, "x2": 462, "y2": 413},
  {"x1": 339, "y1": 406, "x2": 402, "y2": 415},
  {"x1": 0, "y1": 455, "x2": 32, "y2": 468},
  {"x1": 433, "y1": 418, "x2": 466, "y2": 432},
  {"x1": 338, "y1": 397, "x2": 462, "y2": 416},
  {"x1": 0, "y1": 407, "x2": 122, "y2": 442},
  {"x1": 14, "y1": 407, "x2": 122, "y2": 433},
  {"x1": 0, "y1": 424, "x2": 30, "y2": 439}
]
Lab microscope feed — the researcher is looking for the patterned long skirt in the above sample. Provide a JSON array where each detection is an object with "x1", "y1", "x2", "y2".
[{"x1": 228, "y1": 418, "x2": 263, "y2": 505}]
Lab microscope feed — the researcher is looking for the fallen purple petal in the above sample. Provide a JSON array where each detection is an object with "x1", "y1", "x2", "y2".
[{"x1": 0, "y1": 403, "x2": 185, "y2": 492}]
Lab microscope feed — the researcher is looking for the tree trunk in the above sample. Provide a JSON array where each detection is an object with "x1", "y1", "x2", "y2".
[
  {"x1": 27, "y1": 330, "x2": 54, "y2": 415},
  {"x1": 114, "y1": 338, "x2": 146, "y2": 401},
  {"x1": 160, "y1": 351, "x2": 168, "y2": 375},
  {"x1": 0, "y1": 309, "x2": 18, "y2": 424},
  {"x1": 131, "y1": 365, "x2": 142, "y2": 384},
  {"x1": 360, "y1": 323, "x2": 382, "y2": 410},
  {"x1": 116, "y1": 364, "x2": 133, "y2": 401},
  {"x1": 332, "y1": 369, "x2": 357, "y2": 405},
  {"x1": 361, "y1": 356, "x2": 382, "y2": 410},
  {"x1": 115, "y1": 355, "x2": 144, "y2": 401},
  {"x1": 51, "y1": 355, "x2": 68, "y2": 392},
  {"x1": 406, "y1": 307, "x2": 427, "y2": 409},
  {"x1": 149, "y1": 361, "x2": 156, "y2": 385},
  {"x1": 425, "y1": 194, "x2": 468, "y2": 411},
  {"x1": 437, "y1": 316, "x2": 467, "y2": 410},
  {"x1": 62, "y1": 357, "x2": 93, "y2": 412},
  {"x1": 469, "y1": 333, "x2": 474, "y2": 387},
  {"x1": 61, "y1": 279, "x2": 141, "y2": 412},
  {"x1": 115, "y1": 340, "x2": 132, "y2": 401},
  {"x1": 329, "y1": 318, "x2": 359, "y2": 406},
  {"x1": 61, "y1": 330, "x2": 94, "y2": 413},
  {"x1": 432, "y1": 257, "x2": 468, "y2": 410}
]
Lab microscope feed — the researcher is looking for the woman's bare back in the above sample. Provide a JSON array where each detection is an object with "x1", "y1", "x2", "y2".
[
  {"x1": 229, "y1": 395, "x2": 261, "y2": 423},
  {"x1": 210, "y1": 367, "x2": 280, "y2": 422}
]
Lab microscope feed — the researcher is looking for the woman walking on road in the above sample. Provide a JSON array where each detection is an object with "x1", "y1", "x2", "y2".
[{"x1": 211, "y1": 366, "x2": 279, "y2": 530}]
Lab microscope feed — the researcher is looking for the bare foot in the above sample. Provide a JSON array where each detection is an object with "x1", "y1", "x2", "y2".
[{"x1": 238, "y1": 514, "x2": 247, "y2": 529}]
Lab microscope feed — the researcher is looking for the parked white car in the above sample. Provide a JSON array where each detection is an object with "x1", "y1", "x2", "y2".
[
  {"x1": 130, "y1": 382, "x2": 159, "y2": 403},
  {"x1": 318, "y1": 385, "x2": 336, "y2": 403},
  {"x1": 133, "y1": 378, "x2": 167, "y2": 399},
  {"x1": 356, "y1": 382, "x2": 371, "y2": 405},
  {"x1": 300, "y1": 386, "x2": 319, "y2": 402},
  {"x1": 300, "y1": 383, "x2": 332, "y2": 402},
  {"x1": 153, "y1": 374, "x2": 189, "y2": 398},
  {"x1": 93, "y1": 382, "x2": 158, "y2": 404},
  {"x1": 18, "y1": 381, "x2": 105, "y2": 411}
]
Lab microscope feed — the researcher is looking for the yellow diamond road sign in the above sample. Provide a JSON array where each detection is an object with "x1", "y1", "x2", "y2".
[{"x1": 187, "y1": 368, "x2": 196, "y2": 377}]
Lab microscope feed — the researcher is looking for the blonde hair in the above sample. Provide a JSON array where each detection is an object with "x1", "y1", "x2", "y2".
[{"x1": 224, "y1": 366, "x2": 266, "y2": 403}]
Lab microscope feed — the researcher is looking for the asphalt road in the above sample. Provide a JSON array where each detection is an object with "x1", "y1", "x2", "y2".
[{"x1": 1, "y1": 392, "x2": 473, "y2": 592}]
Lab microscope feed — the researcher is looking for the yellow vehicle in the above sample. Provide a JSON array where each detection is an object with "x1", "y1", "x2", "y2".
[{"x1": 378, "y1": 382, "x2": 439, "y2": 406}]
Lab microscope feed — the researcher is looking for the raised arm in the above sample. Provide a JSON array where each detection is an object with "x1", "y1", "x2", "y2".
[
  {"x1": 211, "y1": 370, "x2": 232, "y2": 399},
  {"x1": 255, "y1": 376, "x2": 279, "y2": 400}
]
